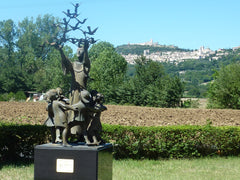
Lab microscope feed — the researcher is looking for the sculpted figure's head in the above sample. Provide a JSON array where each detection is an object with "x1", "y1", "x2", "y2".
[
  {"x1": 80, "y1": 90, "x2": 92, "y2": 104},
  {"x1": 56, "y1": 87, "x2": 63, "y2": 96},
  {"x1": 44, "y1": 87, "x2": 63, "y2": 102},
  {"x1": 91, "y1": 90, "x2": 105, "y2": 104},
  {"x1": 77, "y1": 47, "x2": 84, "y2": 62},
  {"x1": 77, "y1": 39, "x2": 90, "y2": 62}
]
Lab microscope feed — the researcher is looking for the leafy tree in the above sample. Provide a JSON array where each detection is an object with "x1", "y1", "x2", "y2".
[
  {"x1": 0, "y1": 15, "x2": 65, "y2": 94},
  {"x1": 128, "y1": 56, "x2": 184, "y2": 107},
  {"x1": 0, "y1": 19, "x2": 19, "y2": 93},
  {"x1": 89, "y1": 42, "x2": 127, "y2": 102},
  {"x1": 16, "y1": 15, "x2": 61, "y2": 92},
  {"x1": 33, "y1": 46, "x2": 72, "y2": 93},
  {"x1": 0, "y1": 19, "x2": 17, "y2": 59},
  {"x1": 164, "y1": 76, "x2": 184, "y2": 107},
  {"x1": 88, "y1": 41, "x2": 115, "y2": 61},
  {"x1": 131, "y1": 56, "x2": 165, "y2": 106},
  {"x1": 208, "y1": 63, "x2": 240, "y2": 109}
]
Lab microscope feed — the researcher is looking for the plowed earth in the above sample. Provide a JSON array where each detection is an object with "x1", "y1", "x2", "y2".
[{"x1": 0, "y1": 101, "x2": 240, "y2": 126}]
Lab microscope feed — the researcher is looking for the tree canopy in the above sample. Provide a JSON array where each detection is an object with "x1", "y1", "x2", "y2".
[
  {"x1": 88, "y1": 43, "x2": 185, "y2": 107},
  {"x1": 89, "y1": 42, "x2": 128, "y2": 101},
  {"x1": 0, "y1": 15, "x2": 71, "y2": 95},
  {"x1": 128, "y1": 56, "x2": 184, "y2": 107},
  {"x1": 208, "y1": 62, "x2": 240, "y2": 109}
]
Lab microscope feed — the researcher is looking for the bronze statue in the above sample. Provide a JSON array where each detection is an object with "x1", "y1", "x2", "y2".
[
  {"x1": 87, "y1": 90, "x2": 107, "y2": 145},
  {"x1": 58, "y1": 40, "x2": 90, "y2": 102},
  {"x1": 44, "y1": 88, "x2": 77, "y2": 143},
  {"x1": 61, "y1": 90, "x2": 107, "y2": 146},
  {"x1": 44, "y1": 3, "x2": 106, "y2": 146}
]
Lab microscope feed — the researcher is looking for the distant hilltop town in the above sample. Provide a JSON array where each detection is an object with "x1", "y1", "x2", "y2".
[
  {"x1": 120, "y1": 39, "x2": 239, "y2": 64},
  {"x1": 128, "y1": 39, "x2": 176, "y2": 48}
]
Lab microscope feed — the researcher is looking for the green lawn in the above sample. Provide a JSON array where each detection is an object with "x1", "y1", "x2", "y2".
[
  {"x1": 114, "y1": 157, "x2": 240, "y2": 180},
  {"x1": 0, "y1": 157, "x2": 240, "y2": 180}
]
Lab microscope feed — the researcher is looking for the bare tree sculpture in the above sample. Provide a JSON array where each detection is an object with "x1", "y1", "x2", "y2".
[{"x1": 50, "y1": 2, "x2": 98, "y2": 49}]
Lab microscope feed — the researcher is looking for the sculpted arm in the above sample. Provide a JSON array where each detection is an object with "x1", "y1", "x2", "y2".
[
  {"x1": 82, "y1": 40, "x2": 91, "y2": 70},
  {"x1": 58, "y1": 48, "x2": 73, "y2": 75},
  {"x1": 58, "y1": 102, "x2": 77, "y2": 111}
]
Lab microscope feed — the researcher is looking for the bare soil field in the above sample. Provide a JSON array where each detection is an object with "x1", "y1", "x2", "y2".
[{"x1": 0, "y1": 101, "x2": 239, "y2": 127}]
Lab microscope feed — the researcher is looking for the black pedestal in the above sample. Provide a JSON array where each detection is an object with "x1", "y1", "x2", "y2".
[{"x1": 34, "y1": 143, "x2": 113, "y2": 180}]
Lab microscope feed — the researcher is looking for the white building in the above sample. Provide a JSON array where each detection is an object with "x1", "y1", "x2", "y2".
[{"x1": 122, "y1": 46, "x2": 216, "y2": 64}]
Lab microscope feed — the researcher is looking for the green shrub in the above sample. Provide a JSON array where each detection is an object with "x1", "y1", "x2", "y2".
[
  {"x1": 0, "y1": 123, "x2": 51, "y2": 161},
  {"x1": 0, "y1": 123, "x2": 239, "y2": 161},
  {"x1": 0, "y1": 91, "x2": 26, "y2": 101},
  {"x1": 101, "y1": 124, "x2": 240, "y2": 159},
  {"x1": 0, "y1": 93, "x2": 9, "y2": 101},
  {"x1": 15, "y1": 91, "x2": 27, "y2": 101},
  {"x1": 7, "y1": 92, "x2": 15, "y2": 101}
]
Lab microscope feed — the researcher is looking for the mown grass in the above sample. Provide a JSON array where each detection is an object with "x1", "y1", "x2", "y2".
[
  {"x1": 0, "y1": 157, "x2": 240, "y2": 180},
  {"x1": 114, "y1": 157, "x2": 240, "y2": 180},
  {"x1": 0, "y1": 160, "x2": 34, "y2": 180}
]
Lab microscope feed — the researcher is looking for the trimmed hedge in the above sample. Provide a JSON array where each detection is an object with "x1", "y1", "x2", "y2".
[
  {"x1": 101, "y1": 124, "x2": 240, "y2": 159},
  {"x1": 0, "y1": 123, "x2": 50, "y2": 161},
  {"x1": 0, "y1": 123, "x2": 240, "y2": 160}
]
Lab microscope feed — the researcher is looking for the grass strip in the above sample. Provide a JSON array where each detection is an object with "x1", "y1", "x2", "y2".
[{"x1": 1, "y1": 157, "x2": 240, "y2": 180}]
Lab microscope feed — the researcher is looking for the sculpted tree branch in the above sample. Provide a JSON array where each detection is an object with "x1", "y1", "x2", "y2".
[{"x1": 49, "y1": 3, "x2": 98, "y2": 49}]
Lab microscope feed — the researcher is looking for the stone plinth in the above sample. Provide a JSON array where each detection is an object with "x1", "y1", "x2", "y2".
[{"x1": 34, "y1": 143, "x2": 113, "y2": 180}]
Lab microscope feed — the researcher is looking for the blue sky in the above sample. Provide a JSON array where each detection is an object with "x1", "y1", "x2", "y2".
[{"x1": 0, "y1": 0, "x2": 240, "y2": 50}]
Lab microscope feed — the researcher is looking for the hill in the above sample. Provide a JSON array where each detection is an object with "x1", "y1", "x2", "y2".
[
  {"x1": 116, "y1": 44, "x2": 190, "y2": 55},
  {"x1": 117, "y1": 43, "x2": 240, "y2": 98},
  {"x1": 164, "y1": 48, "x2": 240, "y2": 97}
]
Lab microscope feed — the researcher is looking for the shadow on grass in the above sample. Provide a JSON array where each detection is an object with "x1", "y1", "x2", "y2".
[{"x1": 0, "y1": 158, "x2": 34, "y2": 170}]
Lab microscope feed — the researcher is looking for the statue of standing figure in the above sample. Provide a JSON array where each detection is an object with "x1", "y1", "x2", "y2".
[
  {"x1": 46, "y1": 39, "x2": 106, "y2": 146},
  {"x1": 44, "y1": 2, "x2": 106, "y2": 146},
  {"x1": 44, "y1": 88, "x2": 77, "y2": 143}
]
